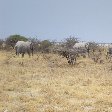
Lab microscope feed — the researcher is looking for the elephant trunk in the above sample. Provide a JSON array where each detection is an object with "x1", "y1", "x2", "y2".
[{"x1": 30, "y1": 43, "x2": 34, "y2": 56}]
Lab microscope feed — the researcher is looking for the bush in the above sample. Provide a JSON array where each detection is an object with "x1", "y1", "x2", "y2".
[
  {"x1": 64, "y1": 36, "x2": 78, "y2": 49},
  {"x1": 87, "y1": 42, "x2": 99, "y2": 51},
  {"x1": 39, "y1": 40, "x2": 52, "y2": 53}
]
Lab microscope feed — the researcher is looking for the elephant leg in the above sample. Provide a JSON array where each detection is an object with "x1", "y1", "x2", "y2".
[
  {"x1": 16, "y1": 48, "x2": 20, "y2": 56},
  {"x1": 22, "y1": 53, "x2": 25, "y2": 58},
  {"x1": 16, "y1": 51, "x2": 18, "y2": 56},
  {"x1": 15, "y1": 47, "x2": 18, "y2": 55},
  {"x1": 28, "y1": 53, "x2": 31, "y2": 57},
  {"x1": 27, "y1": 51, "x2": 31, "y2": 57},
  {"x1": 32, "y1": 50, "x2": 33, "y2": 56},
  {"x1": 15, "y1": 48, "x2": 17, "y2": 55}
]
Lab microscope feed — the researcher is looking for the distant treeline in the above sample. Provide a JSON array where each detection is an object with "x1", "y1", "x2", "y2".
[
  {"x1": 1, "y1": 34, "x2": 111, "y2": 53},
  {"x1": 0, "y1": 34, "x2": 79, "y2": 52}
]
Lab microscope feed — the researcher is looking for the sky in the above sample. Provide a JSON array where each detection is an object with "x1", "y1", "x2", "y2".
[{"x1": 0, "y1": 0, "x2": 112, "y2": 43}]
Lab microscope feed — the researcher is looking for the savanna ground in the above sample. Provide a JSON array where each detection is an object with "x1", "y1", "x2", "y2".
[{"x1": 0, "y1": 51, "x2": 112, "y2": 112}]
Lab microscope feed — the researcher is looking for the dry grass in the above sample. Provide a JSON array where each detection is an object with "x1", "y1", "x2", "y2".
[{"x1": 0, "y1": 51, "x2": 112, "y2": 112}]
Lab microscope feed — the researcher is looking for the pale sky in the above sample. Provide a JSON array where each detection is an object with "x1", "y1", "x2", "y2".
[{"x1": 0, "y1": 0, "x2": 112, "y2": 42}]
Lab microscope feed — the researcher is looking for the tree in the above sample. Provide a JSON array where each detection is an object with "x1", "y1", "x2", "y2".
[
  {"x1": 64, "y1": 36, "x2": 78, "y2": 48},
  {"x1": 6, "y1": 35, "x2": 28, "y2": 49},
  {"x1": 40, "y1": 40, "x2": 52, "y2": 52},
  {"x1": 87, "y1": 42, "x2": 99, "y2": 51}
]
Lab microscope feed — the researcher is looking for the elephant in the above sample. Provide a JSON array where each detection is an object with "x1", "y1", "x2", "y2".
[{"x1": 15, "y1": 41, "x2": 34, "y2": 57}]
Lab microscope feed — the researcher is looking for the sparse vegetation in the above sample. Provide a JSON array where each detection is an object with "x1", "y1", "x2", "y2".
[
  {"x1": 64, "y1": 36, "x2": 78, "y2": 49},
  {"x1": 0, "y1": 51, "x2": 112, "y2": 112}
]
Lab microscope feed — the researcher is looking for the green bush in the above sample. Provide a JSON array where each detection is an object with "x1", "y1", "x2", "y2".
[{"x1": 40, "y1": 40, "x2": 52, "y2": 52}]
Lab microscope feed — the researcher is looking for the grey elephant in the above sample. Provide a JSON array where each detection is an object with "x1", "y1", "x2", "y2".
[{"x1": 15, "y1": 41, "x2": 34, "y2": 57}]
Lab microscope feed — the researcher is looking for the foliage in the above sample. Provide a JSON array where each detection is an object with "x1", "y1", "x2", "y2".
[
  {"x1": 39, "y1": 40, "x2": 52, "y2": 52},
  {"x1": 88, "y1": 42, "x2": 99, "y2": 51},
  {"x1": 64, "y1": 36, "x2": 78, "y2": 48}
]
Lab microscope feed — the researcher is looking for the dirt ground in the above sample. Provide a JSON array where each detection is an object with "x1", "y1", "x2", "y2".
[{"x1": 0, "y1": 51, "x2": 112, "y2": 112}]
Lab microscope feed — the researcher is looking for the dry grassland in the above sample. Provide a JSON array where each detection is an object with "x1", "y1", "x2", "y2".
[{"x1": 0, "y1": 51, "x2": 112, "y2": 112}]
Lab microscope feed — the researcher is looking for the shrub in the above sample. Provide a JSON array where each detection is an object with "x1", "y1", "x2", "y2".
[{"x1": 64, "y1": 36, "x2": 78, "y2": 49}]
